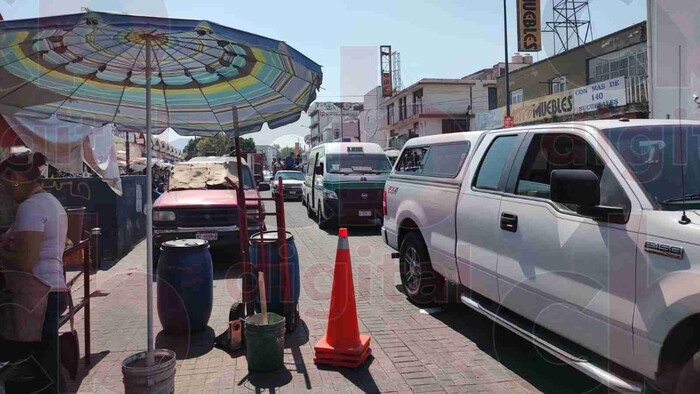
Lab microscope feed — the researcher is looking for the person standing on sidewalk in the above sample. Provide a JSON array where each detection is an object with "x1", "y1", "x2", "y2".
[{"x1": 0, "y1": 152, "x2": 69, "y2": 393}]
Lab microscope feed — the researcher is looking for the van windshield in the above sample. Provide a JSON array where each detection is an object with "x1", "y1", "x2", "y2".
[
  {"x1": 326, "y1": 154, "x2": 392, "y2": 174},
  {"x1": 601, "y1": 125, "x2": 700, "y2": 210}
]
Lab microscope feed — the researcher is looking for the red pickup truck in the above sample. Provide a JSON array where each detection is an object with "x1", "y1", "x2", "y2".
[{"x1": 152, "y1": 156, "x2": 264, "y2": 264}]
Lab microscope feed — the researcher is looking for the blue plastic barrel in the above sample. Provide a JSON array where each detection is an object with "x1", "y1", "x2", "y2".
[
  {"x1": 249, "y1": 231, "x2": 300, "y2": 316},
  {"x1": 157, "y1": 239, "x2": 213, "y2": 334}
]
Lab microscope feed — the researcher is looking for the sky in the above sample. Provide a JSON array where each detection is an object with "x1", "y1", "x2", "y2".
[{"x1": 0, "y1": 0, "x2": 647, "y2": 148}]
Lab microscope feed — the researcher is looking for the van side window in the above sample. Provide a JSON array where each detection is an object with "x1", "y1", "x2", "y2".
[
  {"x1": 474, "y1": 136, "x2": 518, "y2": 191},
  {"x1": 516, "y1": 133, "x2": 630, "y2": 212},
  {"x1": 421, "y1": 142, "x2": 471, "y2": 178},
  {"x1": 396, "y1": 147, "x2": 429, "y2": 173}
]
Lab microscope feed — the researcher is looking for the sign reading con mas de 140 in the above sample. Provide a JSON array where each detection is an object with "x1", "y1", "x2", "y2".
[
  {"x1": 573, "y1": 77, "x2": 627, "y2": 114},
  {"x1": 510, "y1": 77, "x2": 628, "y2": 125}
]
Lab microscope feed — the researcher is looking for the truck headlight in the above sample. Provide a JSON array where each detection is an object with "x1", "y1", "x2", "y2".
[
  {"x1": 323, "y1": 189, "x2": 338, "y2": 200},
  {"x1": 154, "y1": 210, "x2": 176, "y2": 222}
]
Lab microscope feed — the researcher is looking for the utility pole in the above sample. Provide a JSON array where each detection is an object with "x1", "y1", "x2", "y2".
[{"x1": 504, "y1": 0, "x2": 511, "y2": 117}]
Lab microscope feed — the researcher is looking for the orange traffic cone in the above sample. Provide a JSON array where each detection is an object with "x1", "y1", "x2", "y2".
[{"x1": 313, "y1": 228, "x2": 371, "y2": 368}]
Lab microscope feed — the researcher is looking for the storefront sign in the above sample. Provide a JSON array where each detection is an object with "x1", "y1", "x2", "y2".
[
  {"x1": 476, "y1": 107, "x2": 504, "y2": 130},
  {"x1": 381, "y1": 72, "x2": 393, "y2": 97},
  {"x1": 573, "y1": 77, "x2": 627, "y2": 114},
  {"x1": 512, "y1": 90, "x2": 573, "y2": 125},
  {"x1": 517, "y1": 0, "x2": 542, "y2": 52}
]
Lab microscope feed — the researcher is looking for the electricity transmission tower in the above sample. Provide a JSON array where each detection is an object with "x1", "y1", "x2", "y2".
[{"x1": 543, "y1": 0, "x2": 593, "y2": 54}]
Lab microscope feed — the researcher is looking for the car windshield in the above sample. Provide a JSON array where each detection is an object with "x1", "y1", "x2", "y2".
[
  {"x1": 276, "y1": 171, "x2": 305, "y2": 181},
  {"x1": 601, "y1": 125, "x2": 700, "y2": 210},
  {"x1": 326, "y1": 154, "x2": 392, "y2": 174}
]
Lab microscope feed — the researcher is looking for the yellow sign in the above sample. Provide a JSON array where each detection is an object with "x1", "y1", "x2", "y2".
[
  {"x1": 511, "y1": 90, "x2": 573, "y2": 125},
  {"x1": 517, "y1": 0, "x2": 542, "y2": 52}
]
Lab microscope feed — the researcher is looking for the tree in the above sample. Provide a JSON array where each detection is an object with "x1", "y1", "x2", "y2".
[
  {"x1": 279, "y1": 146, "x2": 295, "y2": 158},
  {"x1": 196, "y1": 134, "x2": 231, "y2": 157},
  {"x1": 192, "y1": 134, "x2": 256, "y2": 158},
  {"x1": 241, "y1": 137, "x2": 256, "y2": 153},
  {"x1": 183, "y1": 138, "x2": 197, "y2": 160}
]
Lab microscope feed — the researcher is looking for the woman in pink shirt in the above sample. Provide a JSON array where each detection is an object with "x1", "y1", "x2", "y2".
[{"x1": 0, "y1": 152, "x2": 68, "y2": 393}]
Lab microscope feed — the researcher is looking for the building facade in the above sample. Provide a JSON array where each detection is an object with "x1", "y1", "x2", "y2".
[
  {"x1": 485, "y1": 22, "x2": 648, "y2": 128},
  {"x1": 307, "y1": 101, "x2": 363, "y2": 146},
  {"x1": 256, "y1": 144, "x2": 280, "y2": 168},
  {"x1": 360, "y1": 58, "x2": 530, "y2": 150}
]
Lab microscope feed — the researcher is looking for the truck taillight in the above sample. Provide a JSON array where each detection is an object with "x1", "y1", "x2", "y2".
[{"x1": 382, "y1": 189, "x2": 387, "y2": 217}]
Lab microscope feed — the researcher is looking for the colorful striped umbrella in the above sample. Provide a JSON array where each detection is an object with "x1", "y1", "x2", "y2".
[
  {"x1": 0, "y1": 10, "x2": 322, "y2": 135},
  {"x1": 0, "y1": 10, "x2": 322, "y2": 356}
]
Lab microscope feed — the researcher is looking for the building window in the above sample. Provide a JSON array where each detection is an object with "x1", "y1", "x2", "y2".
[
  {"x1": 442, "y1": 119, "x2": 468, "y2": 134},
  {"x1": 387, "y1": 103, "x2": 395, "y2": 125},
  {"x1": 588, "y1": 42, "x2": 647, "y2": 84},
  {"x1": 412, "y1": 89, "x2": 423, "y2": 115},
  {"x1": 510, "y1": 89, "x2": 524, "y2": 105},
  {"x1": 550, "y1": 76, "x2": 567, "y2": 94},
  {"x1": 399, "y1": 97, "x2": 407, "y2": 121},
  {"x1": 488, "y1": 87, "x2": 498, "y2": 110}
]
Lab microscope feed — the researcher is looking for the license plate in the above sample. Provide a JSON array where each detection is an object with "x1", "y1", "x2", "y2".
[
  {"x1": 359, "y1": 210, "x2": 373, "y2": 217},
  {"x1": 288, "y1": 190, "x2": 297, "y2": 195},
  {"x1": 196, "y1": 232, "x2": 218, "y2": 241}
]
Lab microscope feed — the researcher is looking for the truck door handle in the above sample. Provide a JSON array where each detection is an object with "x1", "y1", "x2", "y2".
[{"x1": 500, "y1": 213, "x2": 518, "y2": 232}]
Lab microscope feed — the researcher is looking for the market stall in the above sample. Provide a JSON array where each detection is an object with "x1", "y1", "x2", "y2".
[{"x1": 0, "y1": 9, "x2": 322, "y2": 388}]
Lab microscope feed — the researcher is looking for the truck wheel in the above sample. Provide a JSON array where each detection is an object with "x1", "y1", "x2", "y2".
[
  {"x1": 676, "y1": 352, "x2": 700, "y2": 393},
  {"x1": 399, "y1": 232, "x2": 445, "y2": 305}
]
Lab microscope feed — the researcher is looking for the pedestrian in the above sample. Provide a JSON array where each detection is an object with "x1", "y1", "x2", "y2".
[
  {"x1": 272, "y1": 157, "x2": 283, "y2": 176},
  {"x1": 0, "y1": 152, "x2": 69, "y2": 393},
  {"x1": 285, "y1": 152, "x2": 295, "y2": 170}
]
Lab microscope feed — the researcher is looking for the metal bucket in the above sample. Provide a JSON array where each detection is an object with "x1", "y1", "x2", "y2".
[
  {"x1": 245, "y1": 313, "x2": 285, "y2": 372},
  {"x1": 122, "y1": 349, "x2": 176, "y2": 394}
]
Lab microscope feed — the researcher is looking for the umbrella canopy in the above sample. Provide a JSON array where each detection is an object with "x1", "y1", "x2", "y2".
[
  {"x1": 0, "y1": 11, "x2": 322, "y2": 135},
  {"x1": 0, "y1": 10, "x2": 323, "y2": 357}
]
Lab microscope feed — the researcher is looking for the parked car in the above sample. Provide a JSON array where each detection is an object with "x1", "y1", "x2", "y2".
[
  {"x1": 263, "y1": 170, "x2": 273, "y2": 183},
  {"x1": 304, "y1": 142, "x2": 392, "y2": 229},
  {"x1": 383, "y1": 119, "x2": 700, "y2": 393},
  {"x1": 272, "y1": 170, "x2": 305, "y2": 200},
  {"x1": 152, "y1": 156, "x2": 264, "y2": 264}
]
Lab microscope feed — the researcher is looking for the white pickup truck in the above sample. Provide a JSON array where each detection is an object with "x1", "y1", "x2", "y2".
[{"x1": 382, "y1": 119, "x2": 700, "y2": 393}]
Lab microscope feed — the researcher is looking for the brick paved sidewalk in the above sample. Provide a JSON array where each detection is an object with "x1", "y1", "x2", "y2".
[{"x1": 63, "y1": 199, "x2": 601, "y2": 393}]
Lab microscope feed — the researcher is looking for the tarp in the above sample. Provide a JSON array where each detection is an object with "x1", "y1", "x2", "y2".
[
  {"x1": 3, "y1": 114, "x2": 123, "y2": 195},
  {"x1": 169, "y1": 161, "x2": 238, "y2": 190}
]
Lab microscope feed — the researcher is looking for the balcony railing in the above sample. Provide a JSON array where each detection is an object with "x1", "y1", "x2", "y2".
[{"x1": 626, "y1": 76, "x2": 648, "y2": 105}]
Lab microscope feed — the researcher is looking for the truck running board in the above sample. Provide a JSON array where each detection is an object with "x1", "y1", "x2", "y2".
[{"x1": 459, "y1": 294, "x2": 643, "y2": 393}]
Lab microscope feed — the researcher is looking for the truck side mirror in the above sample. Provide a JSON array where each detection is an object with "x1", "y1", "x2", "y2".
[
  {"x1": 315, "y1": 164, "x2": 323, "y2": 176},
  {"x1": 551, "y1": 169, "x2": 600, "y2": 207},
  {"x1": 551, "y1": 169, "x2": 626, "y2": 222}
]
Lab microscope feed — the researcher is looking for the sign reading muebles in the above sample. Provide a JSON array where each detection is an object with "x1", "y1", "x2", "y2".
[
  {"x1": 517, "y1": 0, "x2": 542, "y2": 52},
  {"x1": 511, "y1": 90, "x2": 573, "y2": 125},
  {"x1": 573, "y1": 77, "x2": 627, "y2": 114}
]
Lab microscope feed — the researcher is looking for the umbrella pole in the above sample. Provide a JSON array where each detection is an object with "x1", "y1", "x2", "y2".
[
  {"x1": 145, "y1": 37, "x2": 155, "y2": 360},
  {"x1": 234, "y1": 129, "x2": 252, "y2": 317}
]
